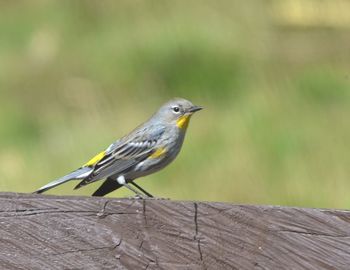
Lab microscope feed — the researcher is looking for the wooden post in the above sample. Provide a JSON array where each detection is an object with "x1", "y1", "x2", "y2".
[{"x1": 0, "y1": 192, "x2": 349, "y2": 269}]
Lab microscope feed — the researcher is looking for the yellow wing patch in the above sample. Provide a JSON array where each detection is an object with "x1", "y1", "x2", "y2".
[
  {"x1": 149, "y1": 147, "x2": 167, "y2": 159},
  {"x1": 84, "y1": 151, "x2": 106, "y2": 167},
  {"x1": 176, "y1": 115, "x2": 191, "y2": 129}
]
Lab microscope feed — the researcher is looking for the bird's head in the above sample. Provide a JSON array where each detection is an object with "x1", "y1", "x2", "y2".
[{"x1": 154, "y1": 98, "x2": 203, "y2": 129}]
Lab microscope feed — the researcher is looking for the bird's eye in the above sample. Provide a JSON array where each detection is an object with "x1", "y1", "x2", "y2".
[{"x1": 172, "y1": 106, "x2": 180, "y2": 113}]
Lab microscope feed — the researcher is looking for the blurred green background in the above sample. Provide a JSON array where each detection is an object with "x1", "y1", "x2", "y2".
[{"x1": 0, "y1": 0, "x2": 349, "y2": 208}]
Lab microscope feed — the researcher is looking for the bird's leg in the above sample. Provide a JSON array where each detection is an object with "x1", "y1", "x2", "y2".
[
  {"x1": 130, "y1": 182, "x2": 168, "y2": 200},
  {"x1": 124, "y1": 183, "x2": 145, "y2": 198},
  {"x1": 117, "y1": 175, "x2": 144, "y2": 198},
  {"x1": 130, "y1": 182, "x2": 154, "y2": 198}
]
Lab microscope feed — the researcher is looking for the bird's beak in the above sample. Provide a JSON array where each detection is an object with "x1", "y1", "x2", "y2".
[{"x1": 188, "y1": 105, "x2": 203, "y2": 113}]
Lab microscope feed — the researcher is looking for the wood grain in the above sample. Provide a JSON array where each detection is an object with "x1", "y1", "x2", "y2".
[{"x1": 0, "y1": 193, "x2": 349, "y2": 269}]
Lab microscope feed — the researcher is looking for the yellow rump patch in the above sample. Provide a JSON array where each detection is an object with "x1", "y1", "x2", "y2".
[
  {"x1": 149, "y1": 147, "x2": 167, "y2": 159},
  {"x1": 176, "y1": 115, "x2": 191, "y2": 129},
  {"x1": 84, "y1": 151, "x2": 106, "y2": 167}
]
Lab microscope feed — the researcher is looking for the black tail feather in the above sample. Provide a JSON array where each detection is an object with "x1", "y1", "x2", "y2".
[{"x1": 92, "y1": 177, "x2": 123, "y2": 197}]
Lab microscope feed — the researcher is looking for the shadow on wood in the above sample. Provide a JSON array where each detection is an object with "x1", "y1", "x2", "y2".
[{"x1": 0, "y1": 192, "x2": 349, "y2": 269}]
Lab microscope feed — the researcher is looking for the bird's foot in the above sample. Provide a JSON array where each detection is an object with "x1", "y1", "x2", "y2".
[
  {"x1": 143, "y1": 197, "x2": 170, "y2": 200},
  {"x1": 127, "y1": 194, "x2": 144, "y2": 200}
]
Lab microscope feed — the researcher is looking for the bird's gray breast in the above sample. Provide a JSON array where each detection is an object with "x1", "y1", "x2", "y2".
[{"x1": 127, "y1": 127, "x2": 186, "y2": 179}]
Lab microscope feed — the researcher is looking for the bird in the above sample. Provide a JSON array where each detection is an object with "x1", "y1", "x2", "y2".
[{"x1": 34, "y1": 97, "x2": 202, "y2": 197}]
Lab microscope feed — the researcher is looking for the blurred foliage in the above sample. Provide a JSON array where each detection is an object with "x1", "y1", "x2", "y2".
[{"x1": 0, "y1": 0, "x2": 349, "y2": 208}]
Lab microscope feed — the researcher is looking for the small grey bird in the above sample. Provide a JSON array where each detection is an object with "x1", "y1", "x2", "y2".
[{"x1": 34, "y1": 98, "x2": 202, "y2": 197}]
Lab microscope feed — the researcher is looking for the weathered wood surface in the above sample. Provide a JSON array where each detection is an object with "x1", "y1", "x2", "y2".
[{"x1": 0, "y1": 193, "x2": 350, "y2": 270}]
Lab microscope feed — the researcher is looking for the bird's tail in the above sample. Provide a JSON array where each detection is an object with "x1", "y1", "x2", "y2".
[
  {"x1": 33, "y1": 167, "x2": 93, "y2": 194},
  {"x1": 91, "y1": 177, "x2": 123, "y2": 197}
]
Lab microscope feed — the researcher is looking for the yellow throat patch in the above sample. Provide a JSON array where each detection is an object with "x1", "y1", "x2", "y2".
[
  {"x1": 176, "y1": 115, "x2": 191, "y2": 129},
  {"x1": 84, "y1": 151, "x2": 106, "y2": 167}
]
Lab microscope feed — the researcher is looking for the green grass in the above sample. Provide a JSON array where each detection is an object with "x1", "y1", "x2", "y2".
[{"x1": 0, "y1": 1, "x2": 349, "y2": 209}]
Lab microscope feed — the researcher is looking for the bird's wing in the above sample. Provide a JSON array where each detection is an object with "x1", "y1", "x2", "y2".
[{"x1": 74, "y1": 125, "x2": 165, "y2": 189}]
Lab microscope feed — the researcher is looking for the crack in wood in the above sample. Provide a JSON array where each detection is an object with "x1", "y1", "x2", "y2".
[
  {"x1": 276, "y1": 229, "x2": 350, "y2": 238},
  {"x1": 48, "y1": 240, "x2": 122, "y2": 257},
  {"x1": 0, "y1": 209, "x2": 140, "y2": 218},
  {"x1": 142, "y1": 199, "x2": 147, "y2": 225},
  {"x1": 194, "y1": 202, "x2": 203, "y2": 262}
]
